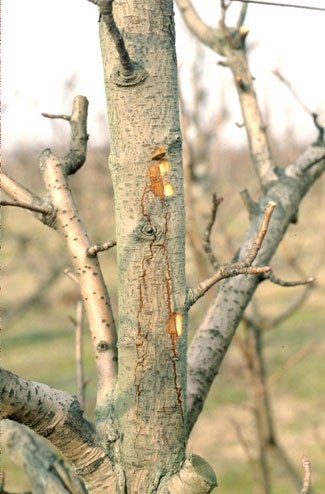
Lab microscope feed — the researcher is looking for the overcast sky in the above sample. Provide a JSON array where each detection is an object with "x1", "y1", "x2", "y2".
[{"x1": 2, "y1": 1, "x2": 325, "y2": 151}]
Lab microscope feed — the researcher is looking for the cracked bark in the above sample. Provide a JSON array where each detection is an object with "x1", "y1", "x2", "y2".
[{"x1": 98, "y1": 1, "x2": 216, "y2": 491}]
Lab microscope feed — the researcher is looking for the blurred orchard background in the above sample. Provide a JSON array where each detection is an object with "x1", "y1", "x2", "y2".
[{"x1": 1, "y1": 0, "x2": 325, "y2": 492}]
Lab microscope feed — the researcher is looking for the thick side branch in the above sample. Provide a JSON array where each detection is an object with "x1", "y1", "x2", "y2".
[
  {"x1": 0, "y1": 368, "x2": 115, "y2": 491},
  {"x1": 0, "y1": 199, "x2": 51, "y2": 215},
  {"x1": 223, "y1": 44, "x2": 278, "y2": 186},
  {"x1": 177, "y1": 5, "x2": 278, "y2": 186},
  {"x1": 2, "y1": 420, "x2": 86, "y2": 494},
  {"x1": 99, "y1": 1, "x2": 148, "y2": 86},
  {"x1": 186, "y1": 148, "x2": 324, "y2": 434},
  {"x1": 40, "y1": 148, "x2": 117, "y2": 408},
  {"x1": 0, "y1": 171, "x2": 53, "y2": 225}
]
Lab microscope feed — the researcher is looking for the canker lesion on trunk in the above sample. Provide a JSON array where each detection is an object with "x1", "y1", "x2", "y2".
[{"x1": 135, "y1": 145, "x2": 184, "y2": 426}]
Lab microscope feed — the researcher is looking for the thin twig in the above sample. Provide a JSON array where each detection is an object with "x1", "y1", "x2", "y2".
[
  {"x1": 99, "y1": 0, "x2": 133, "y2": 76},
  {"x1": 41, "y1": 112, "x2": 71, "y2": 121},
  {"x1": 263, "y1": 272, "x2": 315, "y2": 287},
  {"x1": 247, "y1": 282, "x2": 314, "y2": 330},
  {"x1": 230, "y1": 418, "x2": 260, "y2": 482},
  {"x1": 237, "y1": 3, "x2": 248, "y2": 29},
  {"x1": 273, "y1": 68, "x2": 311, "y2": 114},
  {"x1": 74, "y1": 301, "x2": 86, "y2": 409},
  {"x1": 87, "y1": 240, "x2": 116, "y2": 257},
  {"x1": 312, "y1": 113, "x2": 324, "y2": 145},
  {"x1": 301, "y1": 455, "x2": 312, "y2": 494},
  {"x1": 273, "y1": 68, "x2": 325, "y2": 145},
  {"x1": 220, "y1": 0, "x2": 231, "y2": 23},
  {"x1": 179, "y1": 85, "x2": 211, "y2": 281},
  {"x1": 0, "y1": 199, "x2": 52, "y2": 215},
  {"x1": 244, "y1": 201, "x2": 276, "y2": 265},
  {"x1": 0, "y1": 171, "x2": 53, "y2": 226},
  {"x1": 186, "y1": 201, "x2": 276, "y2": 306},
  {"x1": 202, "y1": 193, "x2": 224, "y2": 270},
  {"x1": 64, "y1": 268, "x2": 80, "y2": 286}
]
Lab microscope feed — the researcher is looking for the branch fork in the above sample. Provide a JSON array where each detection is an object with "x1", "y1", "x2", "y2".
[
  {"x1": 1, "y1": 96, "x2": 118, "y2": 409},
  {"x1": 186, "y1": 201, "x2": 276, "y2": 306}
]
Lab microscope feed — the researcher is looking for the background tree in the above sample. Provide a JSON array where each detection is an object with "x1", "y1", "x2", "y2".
[{"x1": 1, "y1": 1, "x2": 324, "y2": 493}]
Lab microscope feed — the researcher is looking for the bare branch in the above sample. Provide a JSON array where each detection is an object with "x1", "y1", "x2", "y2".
[
  {"x1": 285, "y1": 146, "x2": 325, "y2": 178},
  {"x1": 237, "y1": 3, "x2": 248, "y2": 29},
  {"x1": 220, "y1": 0, "x2": 231, "y2": 24},
  {"x1": 312, "y1": 113, "x2": 324, "y2": 143},
  {"x1": 36, "y1": 95, "x2": 118, "y2": 407},
  {"x1": 0, "y1": 368, "x2": 116, "y2": 491},
  {"x1": 0, "y1": 171, "x2": 53, "y2": 225},
  {"x1": 262, "y1": 272, "x2": 315, "y2": 287},
  {"x1": 64, "y1": 268, "x2": 80, "y2": 285},
  {"x1": 248, "y1": 283, "x2": 315, "y2": 330},
  {"x1": 74, "y1": 301, "x2": 86, "y2": 409},
  {"x1": 238, "y1": 320, "x2": 304, "y2": 492},
  {"x1": 63, "y1": 95, "x2": 89, "y2": 175},
  {"x1": 240, "y1": 189, "x2": 260, "y2": 217},
  {"x1": 273, "y1": 68, "x2": 310, "y2": 115},
  {"x1": 242, "y1": 201, "x2": 276, "y2": 264},
  {"x1": 230, "y1": 418, "x2": 256, "y2": 473},
  {"x1": 42, "y1": 112, "x2": 71, "y2": 121},
  {"x1": 187, "y1": 265, "x2": 270, "y2": 307},
  {"x1": 224, "y1": 50, "x2": 278, "y2": 186},
  {"x1": 175, "y1": 2, "x2": 278, "y2": 187},
  {"x1": 179, "y1": 86, "x2": 211, "y2": 281},
  {"x1": 202, "y1": 193, "x2": 223, "y2": 271},
  {"x1": 0, "y1": 199, "x2": 52, "y2": 215},
  {"x1": 273, "y1": 68, "x2": 325, "y2": 146},
  {"x1": 99, "y1": 0, "x2": 148, "y2": 86},
  {"x1": 301, "y1": 456, "x2": 312, "y2": 494},
  {"x1": 87, "y1": 0, "x2": 100, "y2": 5},
  {"x1": 40, "y1": 147, "x2": 118, "y2": 407},
  {"x1": 2, "y1": 420, "x2": 86, "y2": 494},
  {"x1": 186, "y1": 202, "x2": 275, "y2": 306},
  {"x1": 87, "y1": 240, "x2": 116, "y2": 257}
]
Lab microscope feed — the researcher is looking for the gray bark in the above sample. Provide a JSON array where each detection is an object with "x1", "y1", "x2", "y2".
[
  {"x1": 187, "y1": 147, "x2": 325, "y2": 433},
  {"x1": 1, "y1": 1, "x2": 324, "y2": 492},
  {"x1": 1, "y1": 420, "x2": 86, "y2": 494},
  {"x1": 98, "y1": 1, "x2": 193, "y2": 490},
  {"x1": 1, "y1": 2, "x2": 217, "y2": 492}
]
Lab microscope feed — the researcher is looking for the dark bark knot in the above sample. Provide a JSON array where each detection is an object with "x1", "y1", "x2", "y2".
[
  {"x1": 137, "y1": 221, "x2": 162, "y2": 241},
  {"x1": 97, "y1": 340, "x2": 110, "y2": 352}
]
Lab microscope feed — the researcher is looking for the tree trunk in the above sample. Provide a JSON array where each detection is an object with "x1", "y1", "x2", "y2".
[{"x1": 98, "y1": 1, "x2": 213, "y2": 491}]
